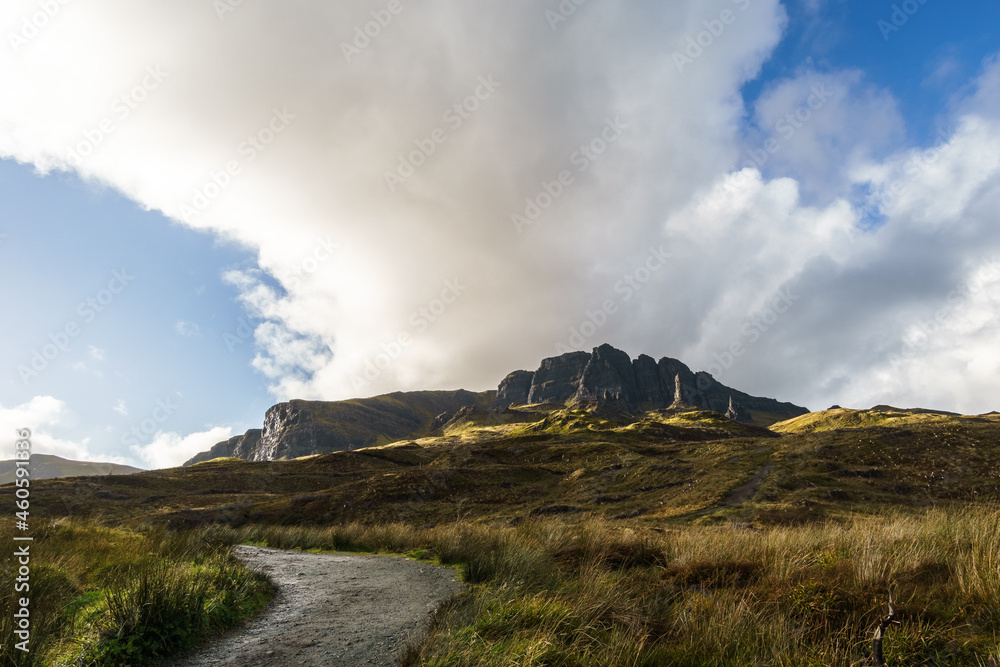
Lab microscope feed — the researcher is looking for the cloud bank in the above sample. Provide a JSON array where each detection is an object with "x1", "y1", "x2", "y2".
[{"x1": 2, "y1": 0, "x2": 999, "y2": 425}]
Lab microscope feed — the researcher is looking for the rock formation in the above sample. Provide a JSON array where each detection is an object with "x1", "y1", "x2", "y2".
[
  {"x1": 572, "y1": 344, "x2": 640, "y2": 410},
  {"x1": 492, "y1": 343, "x2": 808, "y2": 420},
  {"x1": 185, "y1": 429, "x2": 262, "y2": 466},
  {"x1": 725, "y1": 396, "x2": 752, "y2": 423},
  {"x1": 526, "y1": 352, "x2": 590, "y2": 404},
  {"x1": 495, "y1": 370, "x2": 535, "y2": 407}
]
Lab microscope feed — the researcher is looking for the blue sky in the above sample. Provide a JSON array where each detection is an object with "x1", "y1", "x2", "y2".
[
  {"x1": 746, "y1": 0, "x2": 1000, "y2": 146},
  {"x1": 0, "y1": 160, "x2": 272, "y2": 463},
  {"x1": 1, "y1": 0, "x2": 999, "y2": 467}
]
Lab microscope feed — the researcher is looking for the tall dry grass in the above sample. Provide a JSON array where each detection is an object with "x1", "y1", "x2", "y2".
[
  {"x1": 221, "y1": 506, "x2": 1000, "y2": 666},
  {"x1": 0, "y1": 520, "x2": 272, "y2": 666}
]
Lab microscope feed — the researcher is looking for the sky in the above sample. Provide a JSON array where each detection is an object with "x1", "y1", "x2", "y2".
[{"x1": 1, "y1": 0, "x2": 999, "y2": 469}]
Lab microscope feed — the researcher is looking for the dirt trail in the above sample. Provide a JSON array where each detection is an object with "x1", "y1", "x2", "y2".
[
  {"x1": 723, "y1": 464, "x2": 774, "y2": 506},
  {"x1": 161, "y1": 545, "x2": 464, "y2": 667}
]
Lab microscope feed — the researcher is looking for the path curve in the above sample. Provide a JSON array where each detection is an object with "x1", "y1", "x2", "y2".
[{"x1": 161, "y1": 545, "x2": 464, "y2": 667}]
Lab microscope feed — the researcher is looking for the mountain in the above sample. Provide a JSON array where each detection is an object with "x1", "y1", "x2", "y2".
[
  {"x1": 494, "y1": 343, "x2": 808, "y2": 423},
  {"x1": 185, "y1": 345, "x2": 807, "y2": 466},
  {"x1": 0, "y1": 454, "x2": 141, "y2": 484},
  {"x1": 184, "y1": 390, "x2": 492, "y2": 465}
]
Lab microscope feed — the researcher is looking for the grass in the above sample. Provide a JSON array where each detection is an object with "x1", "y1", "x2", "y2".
[
  {"x1": 770, "y1": 407, "x2": 980, "y2": 434},
  {"x1": 214, "y1": 507, "x2": 1000, "y2": 666},
  {"x1": 13, "y1": 407, "x2": 1000, "y2": 530},
  {"x1": 0, "y1": 520, "x2": 273, "y2": 666},
  {"x1": 3, "y1": 406, "x2": 999, "y2": 664}
]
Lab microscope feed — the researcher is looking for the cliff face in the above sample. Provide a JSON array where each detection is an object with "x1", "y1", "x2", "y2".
[
  {"x1": 573, "y1": 344, "x2": 639, "y2": 409},
  {"x1": 526, "y1": 352, "x2": 590, "y2": 404},
  {"x1": 495, "y1": 370, "x2": 535, "y2": 407},
  {"x1": 492, "y1": 343, "x2": 808, "y2": 422},
  {"x1": 185, "y1": 429, "x2": 262, "y2": 466},
  {"x1": 183, "y1": 390, "x2": 489, "y2": 465}
]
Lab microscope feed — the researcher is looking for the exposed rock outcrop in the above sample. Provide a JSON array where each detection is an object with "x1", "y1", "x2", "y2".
[
  {"x1": 633, "y1": 354, "x2": 671, "y2": 407},
  {"x1": 185, "y1": 429, "x2": 262, "y2": 466},
  {"x1": 573, "y1": 344, "x2": 640, "y2": 410},
  {"x1": 725, "y1": 396, "x2": 752, "y2": 423},
  {"x1": 526, "y1": 351, "x2": 590, "y2": 405},
  {"x1": 494, "y1": 370, "x2": 535, "y2": 408},
  {"x1": 184, "y1": 390, "x2": 488, "y2": 465},
  {"x1": 490, "y1": 344, "x2": 808, "y2": 422}
]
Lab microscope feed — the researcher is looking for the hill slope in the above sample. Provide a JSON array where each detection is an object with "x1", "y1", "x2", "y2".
[
  {"x1": 185, "y1": 389, "x2": 493, "y2": 465},
  {"x1": 0, "y1": 454, "x2": 141, "y2": 484},
  {"x1": 17, "y1": 406, "x2": 999, "y2": 529}
]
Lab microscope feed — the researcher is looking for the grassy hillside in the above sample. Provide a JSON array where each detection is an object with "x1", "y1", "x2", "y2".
[
  {"x1": 771, "y1": 405, "x2": 971, "y2": 434},
  {"x1": 4, "y1": 405, "x2": 999, "y2": 665},
  {"x1": 0, "y1": 454, "x2": 141, "y2": 485},
  {"x1": 0, "y1": 520, "x2": 272, "y2": 666},
  {"x1": 303, "y1": 389, "x2": 496, "y2": 447},
  {"x1": 14, "y1": 406, "x2": 1000, "y2": 529}
]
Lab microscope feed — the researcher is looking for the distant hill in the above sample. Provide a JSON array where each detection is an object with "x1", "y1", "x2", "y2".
[
  {"x1": 770, "y1": 405, "x2": 972, "y2": 433},
  {"x1": 0, "y1": 454, "x2": 142, "y2": 484}
]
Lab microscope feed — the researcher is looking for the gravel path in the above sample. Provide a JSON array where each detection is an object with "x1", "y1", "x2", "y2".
[{"x1": 161, "y1": 545, "x2": 465, "y2": 667}]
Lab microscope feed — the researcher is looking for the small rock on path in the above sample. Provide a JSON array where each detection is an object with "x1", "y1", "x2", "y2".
[{"x1": 160, "y1": 545, "x2": 464, "y2": 667}]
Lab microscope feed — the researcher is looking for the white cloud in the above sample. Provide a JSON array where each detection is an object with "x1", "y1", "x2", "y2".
[
  {"x1": 746, "y1": 68, "x2": 905, "y2": 197},
  {"x1": 112, "y1": 399, "x2": 128, "y2": 416},
  {"x1": 174, "y1": 320, "x2": 201, "y2": 338},
  {"x1": 87, "y1": 345, "x2": 106, "y2": 361},
  {"x1": 666, "y1": 95, "x2": 1000, "y2": 414},
  {"x1": 130, "y1": 426, "x2": 233, "y2": 470},
  {"x1": 0, "y1": 397, "x2": 132, "y2": 464},
  {"x1": 0, "y1": 1, "x2": 998, "y2": 418},
  {"x1": 0, "y1": 0, "x2": 788, "y2": 404}
]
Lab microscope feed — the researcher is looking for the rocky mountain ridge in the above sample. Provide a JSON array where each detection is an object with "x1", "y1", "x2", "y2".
[
  {"x1": 495, "y1": 343, "x2": 807, "y2": 420},
  {"x1": 184, "y1": 344, "x2": 808, "y2": 466}
]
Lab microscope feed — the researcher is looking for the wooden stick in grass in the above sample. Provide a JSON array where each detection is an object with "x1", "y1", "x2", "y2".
[{"x1": 872, "y1": 594, "x2": 898, "y2": 667}]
